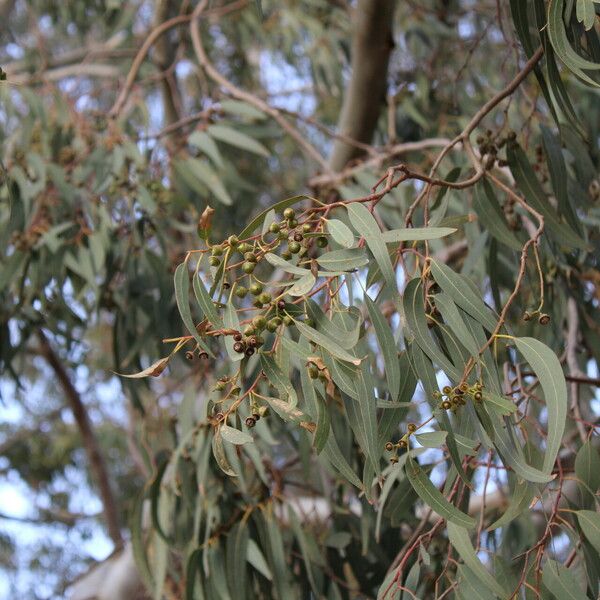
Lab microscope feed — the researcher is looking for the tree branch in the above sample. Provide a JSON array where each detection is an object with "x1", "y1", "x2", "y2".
[
  {"x1": 328, "y1": 0, "x2": 396, "y2": 172},
  {"x1": 37, "y1": 330, "x2": 123, "y2": 547}
]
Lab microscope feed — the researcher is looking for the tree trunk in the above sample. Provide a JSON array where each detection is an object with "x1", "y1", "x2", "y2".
[{"x1": 328, "y1": 0, "x2": 396, "y2": 172}]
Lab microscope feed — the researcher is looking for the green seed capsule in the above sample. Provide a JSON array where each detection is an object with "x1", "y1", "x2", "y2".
[
  {"x1": 258, "y1": 292, "x2": 272, "y2": 304},
  {"x1": 302, "y1": 223, "x2": 312, "y2": 233},
  {"x1": 250, "y1": 283, "x2": 263, "y2": 296},
  {"x1": 244, "y1": 326, "x2": 255, "y2": 336},
  {"x1": 266, "y1": 319, "x2": 280, "y2": 332},
  {"x1": 235, "y1": 286, "x2": 248, "y2": 298},
  {"x1": 308, "y1": 365, "x2": 319, "y2": 379},
  {"x1": 252, "y1": 316, "x2": 267, "y2": 330},
  {"x1": 238, "y1": 242, "x2": 252, "y2": 254},
  {"x1": 283, "y1": 207, "x2": 295, "y2": 220},
  {"x1": 244, "y1": 251, "x2": 257, "y2": 263},
  {"x1": 278, "y1": 230, "x2": 288, "y2": 240},
  {"x1": 242, "y1": 261, "x2": 255, "y2": 274},
  {"x1": 269, "y1": 222, "x2": 280, "y2": 233},
  {"x1": 211, "y1": 245, "x2": 223, "y2": 256},
  {"x1": 316, "y1": 236, "x2": 328, "y2": 248},
  {"x1": 288, "y1": 241, "x2": 301, "y2": 254},
  {"x1": 227, "y1": 235, "x2": 239, "y2": 247},
  {"x1": 288, "y1": 218, "x2": 298, "y2": 228},
  {"x1": 209, "y1": 256, "x2": 221, "y2": 267}
]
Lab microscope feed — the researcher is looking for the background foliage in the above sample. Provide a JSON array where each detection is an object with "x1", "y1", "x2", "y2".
[{"x1": 1, "y1": 0, "x2": 600, "y2": 598}]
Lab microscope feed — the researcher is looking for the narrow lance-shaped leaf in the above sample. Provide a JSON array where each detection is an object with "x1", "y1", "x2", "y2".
[
  {"x1": 207, "y1": 124, "x2": 270, "y2": 157},
  {"x1": 430, "y1": 259, "x2": 498, "y2": 332},
  {"x1": 447, "y1": 522, "x2": 508, "y2": 598},
  {"x1": 405, "y1": 454, "x2": 476, "y2": 529},
  {"x1": 514, "y1": 337, "x2": 567, "y2": 474},
  {"x1": 365, "y1": 294, "x2": 400, "y2": 400},
  {"x1": 260, "y1": 354, "x2": 298, "y2": 408},
  {"x1": 224, "y1": 302, "x2": 242, "y2": 361},
  {"x1": 541, "y1": 559, "x2": 588, "y2": 600},
  {"x1": 220, "y1": 424, "x2": 253, "y2": 445},
  {"x1": 295, "y1": 320, "x2": 362, "y2": 365},
  {"x1": 347, "y1": 202, "x2": 397, "y2": 291},
  {"x1": 382, "y1": 226, "x2": 457, "y2": 242},
  {"x1": 174, "y1": 262, "x2": 213, "y2": 356},
  {"x1": 316, "y1": 248, "x2": 369, "y2": 271},
  {"x1": 576, "y1": 510, "x2": 600, "y2": 554},
  {"x1": 193, "y1": 267, "x2": 223, "y2": 328}
]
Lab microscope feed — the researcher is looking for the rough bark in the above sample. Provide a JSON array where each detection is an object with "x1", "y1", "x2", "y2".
[
  {"x1": 37, "y1": 330, "x2": 123, "y2": 547},
  {"x1": 328, "y1": 0, "x2": 396, "y2": 172}
]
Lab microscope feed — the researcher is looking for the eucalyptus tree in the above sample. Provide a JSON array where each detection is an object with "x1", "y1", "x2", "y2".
[{"x1": 1, "y1": 0, "x2": 600, "y2": 599}]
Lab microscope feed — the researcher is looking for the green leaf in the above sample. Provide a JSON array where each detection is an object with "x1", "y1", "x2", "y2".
[
  {"x1": 260, "y1": 354, "x2": 298, "y2": 408},
  {"x1": 316, "y1": 248, "x2": 369, "y2": 271},
  {"x1": 483, "y1": 392, "x2": 517, "y2": 416},
  {"x1": 212, "y1": 431, "x2": 236, "y2": 476},
  {"x1": 313, "y1": 390, "x2": 330, "y2": 454},
  {"x1": 287, "y1": 272, "x2": 316, "y2": 297},
  {"x1": 447, "y1": 522, "x2": 507, "y2": 598},
  {"x1": 305, "y1": 300, "x2": 360, "y2": 350},
  {"x1": 430, "y1": 258, "x2": 498, "y2": 332},
  {"x1": 220, "y1": 99, "x2": 266, "y2": 120},
  {"x1": 348, "y1": 365, "x2": 380, "y2": 475},
  {"x1": 364, "y1": 294, "x2": 400, "y2": 400},
  {"x1": 542, "y1": 559, "x2": 588, "y2": 600},
  {"x1": 548, "y1": 0, "x2": 600, "y2": 86},
  {"x1": 575, "y1": 441, "x2": 600, "y2": 503},
  {"x1": 264, "y1": 396, "x2": 305, "y2": 423},
  {"x1": 382, "y1": 226, "x2": 457, "y2": 242},
  {"x1": 188, "y1": 131, "x2": 224, "y2": 169},
  {"x1": 577, "y1": 0, "x2": 597, "y2": 29},
  {"x1": 295, "y1": 320, "x2": 362, "y2": 365},
  {"x1": 187, "y1": 157, "x2": 232, "y2": 205},
  {"x1": 246, "y1": 539, "x2": 272, "y2": 580},
  {"x1": 403, "y1": 278, "x2": 461, "y2": 380},
  {"x1": 434, "y1": 293, "x2": 480, "y2": 356},
  {"x1": 415, "y1": 430, "x2": 448, "y2": 448},
  {"x1": 492, "y1": 419, "x2": 553, "y2": 483},
  {"x1": 226, "y1": 522, "x2": 249, "y2": 600},
  {"x1": 347, "y1": 203, "x2": 396, "y2": 291},
  {"x1": 261, "y1": 506, "x2": 291, "y2": 598},
  {"x1": 406, "y1": 454, "x2": 476, "y2": 529},
  {"x1": 456, "y1": 566, "x2": 496, "y2": 600},
  {"x1": 220, "y1": 424, "x2": 253, "y2": 445},
  {"x1": 207, "y1": 124, "x2": 270, "y2": 157},
  {"x1": 193, "y1": 270, "x2": 223, "y2": 328},
  {"x1": 540, "y1": 126, "x2": 579, "y2": 231},
  {"x1": 472, "y1": 180, "x2": 522, "y2": 251},
  {"x1": 507, "y1": 142, "x2": 588, "y2": 248},
  {"x1": 224, "y1": 302, "x2": 243, "y2": 361},
  {"x1": 326, "y1": 218, "x2": 355, "y2": 248},
  {"x1": 514, "y1": 337, "x2": 567, "y2": 474},
  {"x1": 488, "y1": 479, "x2": 535, "y2": 530},
  {"x1": 320, "y1": 429, "x2": 363, "y2": 489},
  {"x1": 576, "y1": 510, "x2": 600, "y2": 554}
]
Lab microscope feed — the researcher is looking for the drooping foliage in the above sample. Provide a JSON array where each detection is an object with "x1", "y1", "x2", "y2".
[{"x1": 1, "y1": 1, "x2": 600, "y2": 599}]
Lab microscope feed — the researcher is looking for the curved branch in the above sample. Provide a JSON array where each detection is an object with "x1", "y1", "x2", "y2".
[{"x1": 189, "y1": 0, "x2": 330, "y2": 172}]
